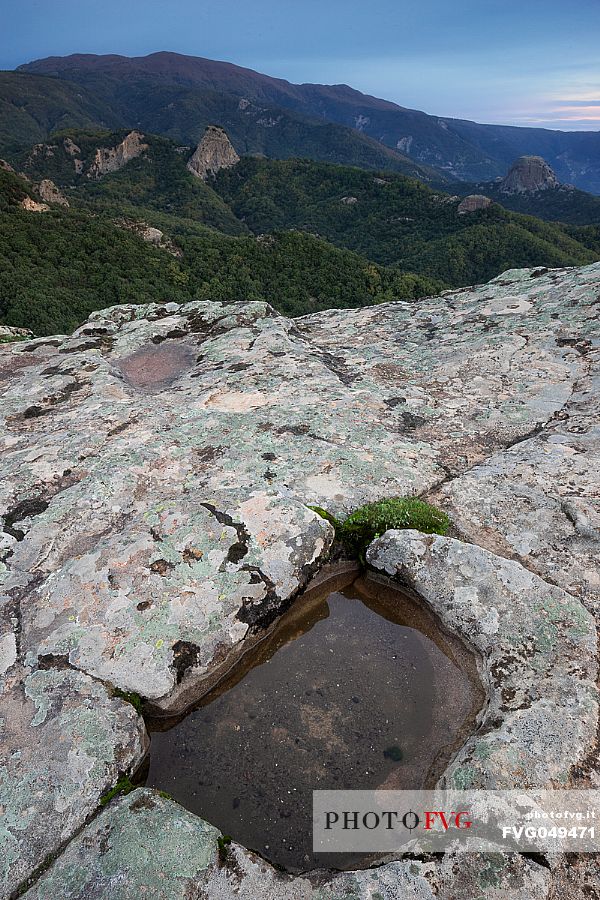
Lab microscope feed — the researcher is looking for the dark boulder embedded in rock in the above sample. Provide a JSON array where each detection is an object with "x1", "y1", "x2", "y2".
[
  {"x1": 187, "y1": 125, "x2": 240, "y2": 180},
  {"x1": 500, "y1": 155, "x2": 560, "y2": 193}
]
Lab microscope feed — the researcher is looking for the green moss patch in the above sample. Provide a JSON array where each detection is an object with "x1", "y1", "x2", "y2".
[
  {"x1": 99, "y1": 775, "x2": 135, "y2": 807},
  {"x1": 314, "y1": 496, "x2": 450, "y2": 561}
]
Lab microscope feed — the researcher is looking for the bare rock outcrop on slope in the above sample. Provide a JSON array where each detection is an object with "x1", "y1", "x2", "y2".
[
  {"x1": 187, "y1": 125, "x2": 240, "y2": 179},
  {"x1": 87, "y1": 130, "x2": 148, "y2": 179},
  {"x1": 36, "y1": 178, "x2": 69, "y2": 206},
  {"x1": 19, "y1": 196, "x2": 49, "y2": 212},
  {"x1": 457, "y1": 193, "x2": 492, "y2": 213},
  {"x1": 500, "y1": 155, "x2": 560, "y2": 193}
]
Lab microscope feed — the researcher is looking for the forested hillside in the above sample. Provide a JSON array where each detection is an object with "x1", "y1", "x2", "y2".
[
  {"x1": 16, "y1": 52, "x2": 600, "y2": 192},
  {"x1": 0, "y1": 168, "x2": 440, "y2": 334},
  {"x1": 453, "y1": 180, "x2": 600, "y2": 226},
  {"x1": 214, "y1": 158, "x2": 598, "y2": 282},
  {"x1": 0, "y1": 69, "x2": 436, "y2": 181},
  {"x1": 1, "y1": 130, "x2": 598, "y2": 336}
]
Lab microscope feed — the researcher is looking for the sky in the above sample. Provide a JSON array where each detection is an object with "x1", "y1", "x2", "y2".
[{"x1": 2, "y1": 0, "x2": 599, "y2": 130}]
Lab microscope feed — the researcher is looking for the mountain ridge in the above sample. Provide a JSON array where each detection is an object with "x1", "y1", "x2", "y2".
[
  {"x1": 2, "y1": 68, "x2": 438, "y2": 182},
  {"x1": 16, "y1": 51, "x2": 600, "y2": 193}
]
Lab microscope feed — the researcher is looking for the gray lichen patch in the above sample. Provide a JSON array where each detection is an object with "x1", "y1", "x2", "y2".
[
  {"x1": 0, "y1": 667, "x2": 148, "y2": 897},
  {"x1": 22, "y1": 788, "x2": 552, "y2": 900}
]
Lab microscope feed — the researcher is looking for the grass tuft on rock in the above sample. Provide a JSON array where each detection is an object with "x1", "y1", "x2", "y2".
[
  {"x1": 217, "y1": 834, "x2": 233, "y2": 863},
  {"x1": 99, "y1": 775, "x2": 135, "y2": 807},
  {"x1": 307, "y1": 505, "x2": 341, "y2": 529},
  {"x1": 337, "y1": 496, "x2": 450, "y2": 559},
  {"x1": 113, "y1": 688, "x2": 144, "y2": 715}
]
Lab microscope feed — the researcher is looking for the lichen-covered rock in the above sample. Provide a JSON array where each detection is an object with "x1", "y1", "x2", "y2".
[
  {"x1": 367, "y1": 530, "x2": 598, "y2": 788},
  {"x1": 187, "y1": 125, "x2": 240, "y2": 179},
  {"x1": 297, "y1": 261, "x2": 600, "y2": 610},
  {"x1": 0, "y1": 667, "x2": 148, "y2": 896},
  {"x1": 435, "y1": 352, "x2": 600, "y2": 614},
  {"x1": 23, "y1": 788, "x2": 551, "y2": 900},
  {"x1": 1, "y1": 263, "x2": 599, "y2": 712},
  {"x1": 2, "y1": 261, "x2": 600, "y2": 896},
  {"x1": 22, "y1": 790, "x2": 219, "y2": 900},
  {"x1": 0, "y1": 298, "x2": 444, "y2": 706}
]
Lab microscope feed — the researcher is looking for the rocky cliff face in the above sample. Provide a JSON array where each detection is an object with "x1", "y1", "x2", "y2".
[
  {"x1": 500, "y1": 155, "x2": 560, "y2": 193},
  {"x1": 187, "y1": 125, "x2": 240, "y2": 179},
  {"x1": 19, "y1": 195, "x2": 49, "y2": 212},
  {"x1": 87, "y1": 130, "x2": 148, "y2": 179},
  {"x1": 37, "y1": 178, "x2": 69, "y2": 206},
  {"x1": 1, "y1": 262, "x2": 599, "y2": 897},
  {"x1": 457, "y1": 193, "x2": 492, "y2": 214}
]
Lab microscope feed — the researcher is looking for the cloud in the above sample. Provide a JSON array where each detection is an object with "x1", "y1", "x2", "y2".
[{"x1": 553, "y1": 100, "x2": 600, "y2": 108}]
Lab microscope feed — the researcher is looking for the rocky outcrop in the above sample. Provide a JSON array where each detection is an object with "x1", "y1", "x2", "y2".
[
  {"x1": 1, "y1": 261, "x2": 600, "y2": 895},
  {"x1": 0, "y1": 325, "x2": 32, "y2": 341},
  {"x1": 368, "y1": 530, "x2": 597, "y2": 788},
  {"x1": 500, "y1": 156, "x2": 560, "y2": 193},
  {"x1": 0, "y1": 667, "x2": 148, "y2": 896},
  {"x1": 37, "y1": 178, "x2": 69, "y2": 207},
  {"x1": 28, "y1": 143, "x2": 58, "y2": 161},
  {"x1": 115, "y1": 219, "x2": 183, "y2": 257},
  {"x1": 62, "y1": 137, "x2": 81, "y2": 157},
  {"x1": 87, "y1": 130, "x2": 148, "y2": 180},
  {"x1": 457, "y1": 194, "x2": 492, "y2": 214},
  {"x1": 19, "y1": 196, "x2": 49, "y2": 212},
  {"x1": 22, "y1": 789, "x2": 552, "y2": 899},
  {"x1": 187, "y1": 125, "x2": 240, "y2": 180},
  {"x1": 0, "y1": 158, "x2": 15, "y2": 173}
]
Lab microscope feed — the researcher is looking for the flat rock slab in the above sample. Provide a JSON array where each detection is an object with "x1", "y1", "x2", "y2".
[
  {"x1": 436, "y1": 356, "x2": 600, "y2": 613},
  {"x1": 1, "y1": 263, "x2": 598, "y2": 709},
  {"x1": 367, "y1": 530, "x2": 598, "y2": 788},
  {"x1": 1, "y1": 263, "x2": 600, "y2": 897},
  {"x1": 24, "y1": 788, "x2": 552, "y2": 900},
  {"x1": 0, "y1": 667, "x2": 148, "y2": 897}
]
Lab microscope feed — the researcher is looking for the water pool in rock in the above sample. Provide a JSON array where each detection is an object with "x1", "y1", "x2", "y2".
[{"x1": 145, "y1": 572, "x2": 484, "y2": 872}]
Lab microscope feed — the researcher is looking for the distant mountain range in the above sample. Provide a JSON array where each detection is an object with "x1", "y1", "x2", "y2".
[{"x1": 5, "y1": 51, "x2": 600, "y2": 193}]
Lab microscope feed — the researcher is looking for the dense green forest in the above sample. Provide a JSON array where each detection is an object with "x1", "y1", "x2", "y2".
[
  {"x1": 0, "y1": 69, "x2": 436, "y2": 180},
  {"x1": 0, "y1": 169, "x2": 440, "y2": 334},
  {"x1": 453, "y1": 181, "x2": 600, "y2": 226},
  {"x1": 214, "y1": 158, "x2": 597, "y2": 281},
  {"x1": 0, "y1": 73, "x2": 118, "y2": 155},
  {"x1": 1, "y1": 130, "x2": 599, "y2": 336}
]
